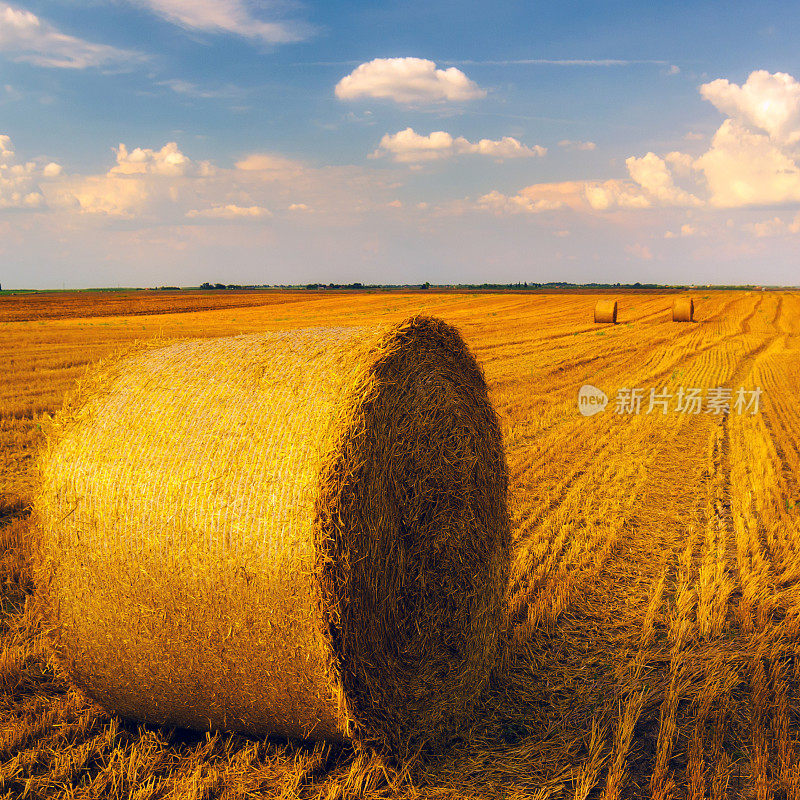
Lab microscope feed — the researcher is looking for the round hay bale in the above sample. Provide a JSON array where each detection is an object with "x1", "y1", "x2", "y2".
[
  {"x1": 594, "y1": 298, "x2": 618, "y2": 324},
  {"x1": 33, "y1": 316, "x2": 509, "y2": 754},
  {"x1": 672, "y1": 297, "x2": 694, "y2": 322}
]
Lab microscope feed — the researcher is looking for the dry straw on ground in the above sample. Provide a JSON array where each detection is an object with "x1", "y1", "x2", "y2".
[
  {"x1": 32, "y1": 316, "x2": 510, "y2": 757},
  {"x1": 672, "y1": 297, "x2": 694, "y2": 322},
  {"x1": 593, "y1": 299, "x2": 618, "y2": 324}
]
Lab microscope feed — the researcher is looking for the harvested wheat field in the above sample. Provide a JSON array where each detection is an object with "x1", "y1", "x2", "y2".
[{"x1": 2, "y1": 288, "x2": 800, "y2": 799}]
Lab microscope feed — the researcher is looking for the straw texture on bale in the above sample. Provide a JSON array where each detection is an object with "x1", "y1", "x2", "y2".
[
  {"x1": 594, "y1": 298, "x2": 618, "y2": 324},
  {"x1": 672, "y1": 297, "x2": 694, "y2": 322},
  {"x1": 33, "y1": 316, "x2": 510, "y2": 754}
]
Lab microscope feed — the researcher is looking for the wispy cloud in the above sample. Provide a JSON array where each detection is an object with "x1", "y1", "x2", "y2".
[
  {"x1": 298, "y1": 58, "x2": 673, "y2": 68},
  {"x1": 558, "y1": 139, "x2": 597, "y2": 151},
  {"x1": 0, "y1": 3, "x2": 144, "y2": 69},
  {"x1": 130, "y1": 0, "x2": 312, "y2": 44},
  {"x1": 159, "y1": 78, "x2": 247, "y2": 99},
  {"x1": 444, "y1": 58, "x2": 671, "y2": 67}
]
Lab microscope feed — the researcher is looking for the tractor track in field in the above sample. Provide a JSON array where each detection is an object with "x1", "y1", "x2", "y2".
[
  {"x1": 703, "y1": 293, "x2": 784, "y2": 594},
  {"x1": 757, "y1": 357, "x2": 800, "y2": 508},
  {"x1": 509, "y1": 299, "x2": 775, "y2": 550},
  {"x1": 548, "y1": 294, "x2": 783, "y2": 639},
  {"x1": 515, "y1": 293, "x2": 786, "y2": 628},
  {"x1": 739, "y1": 294, "x2": 764, "y2": 333},
  {"x1": 710, "y1": 417, "x2": 739, "y2": 579}
]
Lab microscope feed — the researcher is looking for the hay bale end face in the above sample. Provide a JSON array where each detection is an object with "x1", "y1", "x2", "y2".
[
  {"x1": 594, "y1": 298, "x2": 618, "y2": 324},
  {"x1": 672, "y1": 297, "x2": 694, "y2": 322},
  {"x1": 33, "y1": 317, "x2": 510, "y2": 754}
]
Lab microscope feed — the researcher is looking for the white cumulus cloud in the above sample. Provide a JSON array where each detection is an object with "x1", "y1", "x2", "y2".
[
  {"x1": 50, "y1": 142, "x2": 209, "y2": 216},
  {"x1": 700, "y1": 70, "x2": 800, "y2": 147},
  {"x1": 51, "y1": 175, "x2": 150, "y2": 216},
  {"x1": 477, "y1": 189, "x2": 545, "y2": 214},
  {"x1": 625, "y1": 152, "x2": 701, "y2": 206},
  {"x1": 477, "y1": 69, "x2": 800, "y2": 214},
  {"x1": 477, "y1": 164, "x2": 699, "y2": 216},
  {"x1": 744, "y1": 217, "x2": 790, "y2": 237},
  {"x1": 665, "y1": 223, "x2": 698, "y2": 238},
  {"x1": 372, "y1": 127, "x2": 545, "y2": 163},
  {"x1": 110, "y1": 142, "x2": 213, "y2": 177},
  {"x1": 0, "y1": 134, "x2": 60, "y2": 208},
  {"x1": 694, "y1": 118, "x2": 800, "y2": 207},
  {"x1": 40, "y1": 138, "x2": 398, "y2": 222},
  {"x1": 131, "y1": 0, "x2": 310, "y2": 43},
  {"x1": 0, "y1": 3, "x2": 143, "y2": 69},
  {"x1": 477, "y1": 179, "x2": 651, "y2": 215},
  {"x1": 472, "y1": 137, "x2": 546, "y2": 159},
  {"x1": 582, "y1": 179, "x2": 652, "y2": 210},
  {"x1": 335, "y1": 58, "x2": 486, "y2": 104},
  {"x1": 186, "y1": 204, "x2": 270, "y2": 219},
  {"x1": 689, "y1": 71, "x2": 800, "y2": 206}
]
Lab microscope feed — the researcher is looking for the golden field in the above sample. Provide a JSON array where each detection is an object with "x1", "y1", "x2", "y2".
[{"x1": 1, "y1": 288, "x2": 799, "y2": 799}]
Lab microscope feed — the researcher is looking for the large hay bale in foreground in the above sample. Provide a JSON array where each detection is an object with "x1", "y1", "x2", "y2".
[
  {"x1": 594, "y1": 298, "x2": 618, "y2": 324},
  {"x1": 33, "y1": 316, "x2": 509, "y2": 754},
  {"x1": 672, "y1": 297, "x2": 694, "y2": 321}
]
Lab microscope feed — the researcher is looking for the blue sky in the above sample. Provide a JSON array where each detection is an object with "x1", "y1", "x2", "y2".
[{"x1": 1, "y1": 0, "x2": 800, "y2": 288}]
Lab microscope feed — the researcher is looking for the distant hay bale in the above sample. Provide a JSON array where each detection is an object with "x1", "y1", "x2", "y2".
[
  {"x1": 33, "y1": 316, "x2": 509, "y2": 754},
  {"x1": 594, "y1": 299, "x2": 618, "y2": 324},
  {"x1": 672, "y1": 297, "x2": 694, "y2": 322}
]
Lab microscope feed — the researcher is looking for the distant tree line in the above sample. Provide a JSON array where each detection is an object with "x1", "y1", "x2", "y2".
[
  {"x1": 198, "y1": 282, "x2": 247, "y2": 290},
  {"x1": 305, "y1": 282, "x2": 367, "y2": 290},
  {"x1": 305, "y1": 281, "x2": 433, "y2": 290},
  {"x1": 146, "y1": 281, "x2": 772, "y2": 292}
]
